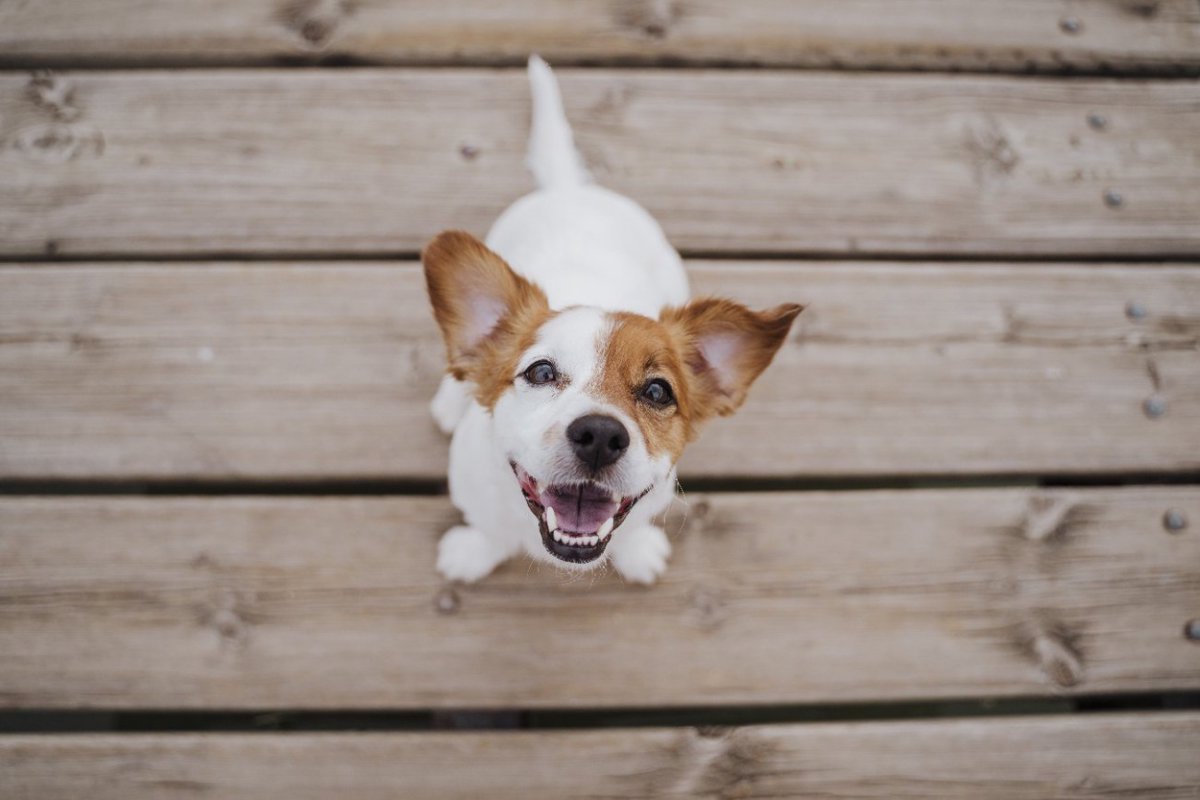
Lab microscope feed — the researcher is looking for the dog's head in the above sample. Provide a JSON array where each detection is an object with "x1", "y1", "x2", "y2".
[{"x1": 424, "y1": 231, "x2": 802, "y2": 567}]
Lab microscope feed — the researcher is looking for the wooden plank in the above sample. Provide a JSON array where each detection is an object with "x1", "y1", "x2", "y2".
[
  {"x1": 0, "y1": 488, "x2": 1196, "y2": 709},
  {"x1": 2, "y1": 262, "x2": 1198, "y2": 481},
  {"x1": 1, "y1": 1, "x2": 1197, "y2": 74},
  {"x1": 1, "y1": 70, "x2": 1198, "y2": 258},
  {"x1": 3, "y1": 714, "x2": 1199, "y2": 798}
]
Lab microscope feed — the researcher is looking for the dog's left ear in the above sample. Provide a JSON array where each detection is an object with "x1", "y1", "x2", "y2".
[
  {"x1": 422, "y1": 230, "x2": 549, "y2": 381},
  {"x1": 662, "y1": 298, "x2": 803, "y2": 420}
]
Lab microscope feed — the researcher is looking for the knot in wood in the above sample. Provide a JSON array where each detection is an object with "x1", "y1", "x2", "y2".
[
  {"x1": 277, "y1": 0, "x2": 355, "y2": 49},
  {"x1": 965, "y1": 117, "x2": 1020, "y2": 183},
  {"x1": 614, "y1": 0, "x2": 682, "y2": 39},
  {"x1": 1019, "y1": 495, "x2": 1082, "y2": 544},
  {"x1": 687, "y1": 586, "x2": 727, "y2": 631},
  {"x1": 212, "y1": 608, "x2": 244, "y2": 640},
  {"x1": 14, "y1": 124, "x2": 103, "y2": 164},
  {"x1": 1034, "y1": 632, "x2": 1084, "y2": 687},
  {"x1": 1123, "y1": 0, "x2": 1160, "y2": 18},
  {"x1": 27, "y1": 71, "x2": 81, "y2": 121},
  {"x1": 656, "y1": 728, "x2": 775, "y2": 798},
  {"x1": 200, "y1": 588, "x2": 254, "y2": 648}
]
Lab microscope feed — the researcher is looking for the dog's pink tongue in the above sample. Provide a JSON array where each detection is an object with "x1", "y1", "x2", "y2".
[{"x1": 541, "y1": 484, "x2": 618, "y2": 533}]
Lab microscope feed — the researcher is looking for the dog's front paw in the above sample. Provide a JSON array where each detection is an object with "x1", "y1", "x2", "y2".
[
  {"x1": 436, "y1": 526, "x2": 507, "y2": 583},
  {"x1": 430, "y1": 375, "x2": 470, "y2": 435},
  {"x1": 609, "y1": 524, "x2": 671, "y2": 585}
]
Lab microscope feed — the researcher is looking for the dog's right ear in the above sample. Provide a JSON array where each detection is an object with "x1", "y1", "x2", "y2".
[{"x1": 422, "y1": 230, "x2": 549, "y2": 381}]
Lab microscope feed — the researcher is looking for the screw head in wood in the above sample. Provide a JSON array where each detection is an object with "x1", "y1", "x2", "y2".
[
  {"x1": 1163, "y1": 509, "x2": 1188, "y2": 533},
  {"x1": 1087, "y1": 113, "x2": 1108, "y2": 131},
  {"x1": 1103, "y1": 189, "x2": 1124, "y2": 208},
  {"x1": 1185, "y1": 619, "x2": 1200, "y2": 642},
  {"x1": 1125, "y1": 301, "x2": 1147, "y2": 320},
  {"x1": 1143, "y1": 395, "x2": 1167, "y2": 418},
  {"x1": 434, "y1": 588, "x2": 461, "y2": 614},
  {"x1": 1059, "y1": 16, "x2": 1082, "y2": 33}
]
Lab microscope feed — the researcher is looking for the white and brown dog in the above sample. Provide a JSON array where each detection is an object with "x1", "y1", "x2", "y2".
[{"x1": 424, "y1": 57, "x2": 801, "y2": 584}]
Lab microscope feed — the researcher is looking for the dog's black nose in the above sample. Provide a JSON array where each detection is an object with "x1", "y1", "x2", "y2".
[{"x1": 567, "y1": 414, "x2": 629, "y2": 469}]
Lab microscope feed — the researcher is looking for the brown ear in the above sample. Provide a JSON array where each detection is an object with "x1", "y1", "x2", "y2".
[
  {"x1": 661, "y1": 298, "x2": 803, "y2": 420},
  {"x1": 422, "y1": 230, "x2": 549, "y2": 381}
]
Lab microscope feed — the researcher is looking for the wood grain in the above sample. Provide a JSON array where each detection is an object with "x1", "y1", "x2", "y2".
[
  {"x1": 2, "y1": 70, "x2": 1198, "y2": 258},
  {"x1": 4, "y1": 714, "x2": 1200, "y2": 799},
  {"x1": 1, "y1": 489, "x2": 1196, "y2": 709},
  {"x1": 1, "y1": 1, "x2": 1197, "y2": 74},
  {"x1": 2, "y1": 262, "x2": 1198, "y2": 481}
]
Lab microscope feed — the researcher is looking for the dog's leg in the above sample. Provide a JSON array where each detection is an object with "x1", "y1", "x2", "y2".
[
  {"x1": 430, "y1": 374, "x2": 471, "y2": 435},
  {"x1": 608, "y1": 524, "x2": 672, "y2": 585},
  {"x1": 436, "y1": 525, "x2": 517, "y2": 583}
]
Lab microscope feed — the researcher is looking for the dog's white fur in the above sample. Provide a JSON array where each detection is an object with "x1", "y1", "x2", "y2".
[{"x1": 431, "y1": 57, "x2": 688, "y2": 584}]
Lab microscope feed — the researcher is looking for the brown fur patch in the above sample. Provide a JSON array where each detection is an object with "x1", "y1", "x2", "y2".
[
  {"x1": 422, "y1": 230, "x2": 553, "y2": 409},
  {"x1": 595, "y1": 313, "x2": 695, "y2": 461},
  {"x1": 660, "y1": 298, "x2": 803, "y2": 419},
  {"x1": 596, "y1": 299, "x2": 801, "y2": 460}
]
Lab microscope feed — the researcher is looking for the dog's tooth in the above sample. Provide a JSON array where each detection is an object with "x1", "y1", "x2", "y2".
[
  {"x1": 588, "y1": 536, "x2": 599, "y2": 546},
  {"x1": 597, "y1": 517, "x2": 614, "y2": 541},
  {"x1": 611, "y1": 490, "x2": 622, "y2": 503},
  {"x1": 552, "y1": 529, "x2": 564, "y2": 543},
  {"x1": 544, "y1": 506, "x2": 557, "y2": 532}
]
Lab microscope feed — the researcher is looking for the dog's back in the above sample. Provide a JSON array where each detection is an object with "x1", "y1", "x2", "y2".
[{"x1": 483, "y1": 56, "x2": 688, "y2": 319}]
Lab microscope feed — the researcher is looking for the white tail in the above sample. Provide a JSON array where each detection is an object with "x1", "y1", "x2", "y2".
[{"x1": 526, "y1": 55, "x2": 590, "y2": 189}]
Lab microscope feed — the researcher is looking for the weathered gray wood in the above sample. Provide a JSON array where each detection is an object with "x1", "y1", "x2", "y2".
[
  {"x1": 0, "y1": 489, "x2": 1196, "y2": 709},
  {"x1": 2, "y1": 715, "x2": 1200, "y2": 799},
  {"x1": 2, "y1": 70, "x2": 1198, "y2": 258},
  {"x1": 1, "y1": 1, "x2": 1197, "y2": 73},
  {"x1": 2, "y1": 262, "x2": 1198, "y2": 481}
]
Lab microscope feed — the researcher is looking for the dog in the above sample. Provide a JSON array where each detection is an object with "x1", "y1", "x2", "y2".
[{"x1": 423, "y1": 56, "x2": 802, "y2": 584}]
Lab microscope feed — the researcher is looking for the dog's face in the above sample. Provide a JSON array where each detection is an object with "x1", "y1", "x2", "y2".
[{"x1": 424, "y1": 231, "x2": 801, "y2": 568}]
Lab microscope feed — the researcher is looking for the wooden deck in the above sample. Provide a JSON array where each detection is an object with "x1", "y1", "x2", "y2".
[{"x1": 1, "y1": 2, "x2": 1199, "y2": 797}]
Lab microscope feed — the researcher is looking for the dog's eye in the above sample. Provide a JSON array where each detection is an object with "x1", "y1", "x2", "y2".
[
  {"x1": 640, "y1": 378, "x2": 674, "y2": 407},
  {"x1": 523, "y1": 360, "x2": 558, "y2": 385}
]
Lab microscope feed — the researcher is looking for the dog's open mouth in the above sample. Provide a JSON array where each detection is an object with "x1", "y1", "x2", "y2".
[{"x1": 511, "y1": 463, "x2": 648, "y2": 564}]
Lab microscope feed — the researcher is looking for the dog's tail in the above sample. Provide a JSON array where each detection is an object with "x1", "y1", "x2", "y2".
[{"x1": 526, "y1": 54, "x2": 590, "y2": 189}]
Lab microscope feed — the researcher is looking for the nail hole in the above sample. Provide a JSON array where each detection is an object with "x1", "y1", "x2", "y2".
[
  {"x1": 1103, "y1": 189, "x2": 1124, "y2": 208},
  {"x1": 1059, "y1": 17, "x2": 1082, "y2": 34},
  {"x1": 1086, "y1": 113, "x2": 1108, "y2": 131},
  {"x1": 1185, "y1": 619, "x2": 1200, "y2": 642},
  {"x1": 1125, "y1": 301, "x2": 1147, "y2": 320}
]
